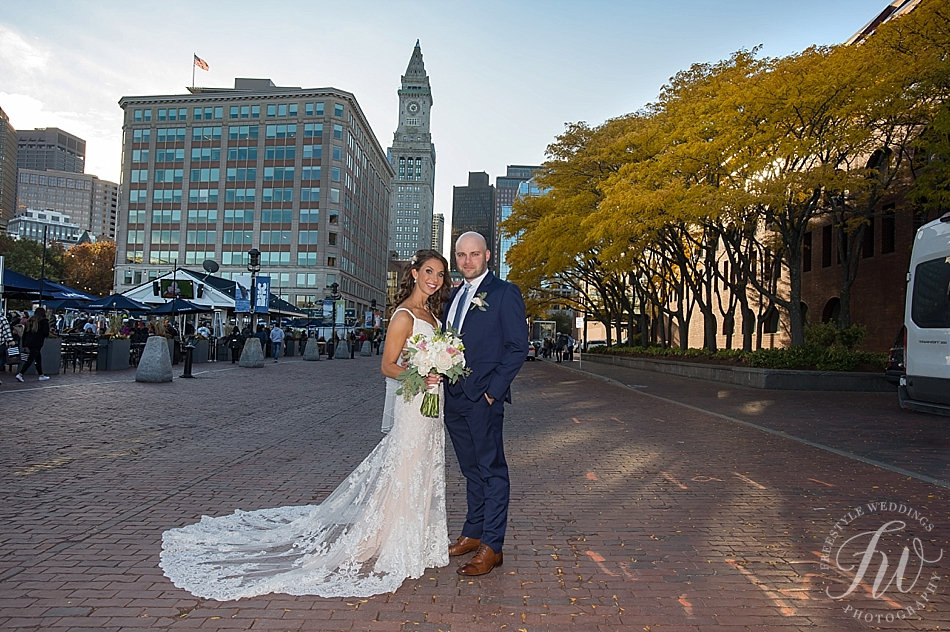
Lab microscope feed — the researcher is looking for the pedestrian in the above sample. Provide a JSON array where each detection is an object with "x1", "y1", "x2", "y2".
[
  {"x1": 442, "y1": 231, "x2": 528, "y2": 576},
  {"x1": 225, "y1": 326, "x2": 244, "y2": 363},
  {"x1": 566, "y1": 334, "x2": 575, "y2": 362},
  {"x1": 270, "y1": 325, "x2": 284, "y2": 362},
  {"x1": 15, "y1": 307, "x2": 51, "y2": 382},
  {"x1": 0, "y1": 314, "x2": 15, "y2": 385},
  {"x1": 555, "y1": 333, "x2": 566, "y2": 363},
  {"x1": 349, "y1": 330, "x2": 356, "y2": 359}
]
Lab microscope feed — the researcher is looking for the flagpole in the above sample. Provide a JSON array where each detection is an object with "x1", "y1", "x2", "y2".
[{"x1": 192, "y1": 54, "x2": 195, "y2": 89}]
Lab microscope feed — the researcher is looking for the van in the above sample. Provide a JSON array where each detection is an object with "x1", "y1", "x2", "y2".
[{"x1": 898, "y1": 213, "x2": 950, "y2": 415}]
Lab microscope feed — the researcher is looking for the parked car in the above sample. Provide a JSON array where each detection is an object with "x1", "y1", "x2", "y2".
[
  {"x1": 526, "y1": 341, "x2": 538, "y2": 361},
  {"x1": 585, "y1": 339, "x2": 607, "y2": 351},
  {"x1": 884, "y1": 326, "x2": 905, "y2": 385}
]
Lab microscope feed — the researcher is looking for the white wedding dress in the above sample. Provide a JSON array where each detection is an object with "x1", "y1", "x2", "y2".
[{"x1": 160, "y1": 310, "x2": 448, "y2": 599}]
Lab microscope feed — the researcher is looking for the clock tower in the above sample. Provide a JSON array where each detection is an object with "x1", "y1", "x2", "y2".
[{"x1": 388, "y1": 41, "x2": 437, "y2": 260}]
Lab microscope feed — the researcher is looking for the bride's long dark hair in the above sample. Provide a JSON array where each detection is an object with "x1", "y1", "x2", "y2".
[{"x1": 391, "y1": 249, "x2": 452, "y2": 317}]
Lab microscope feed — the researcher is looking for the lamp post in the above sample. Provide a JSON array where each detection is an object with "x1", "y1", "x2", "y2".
[
  {"x1": 247, "y1": 248, "x2": 261, "y2": 333},
  {"x1": 327, "y1": 282, "x2": 341, "y2": 359}
]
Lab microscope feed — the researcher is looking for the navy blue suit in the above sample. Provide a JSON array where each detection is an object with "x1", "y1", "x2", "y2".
[{"x1": 443, "y1": 271, "x2": 528, "y2": 552}]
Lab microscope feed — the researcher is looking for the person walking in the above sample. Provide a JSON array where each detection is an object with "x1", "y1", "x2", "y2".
[
  {"x1": 0, "y1": 314, "x2": 15, "y2": 385},
  {"x1": 15, "y1": 307, "x2": 51, "y2": 382},
  {"x1": 270, "y1": 325, "x2": 284, "y2": 362},
  {"x1": 442, "y1": 231, "x2": 528, "y2": 576},
  {"x1": 225, "y1": 326, "x2": 244, "y2": 363}
]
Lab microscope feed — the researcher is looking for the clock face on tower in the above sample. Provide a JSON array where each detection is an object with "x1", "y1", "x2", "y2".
[{"x1": 407, "y1": 101, "x2": 420, "y2": 114}]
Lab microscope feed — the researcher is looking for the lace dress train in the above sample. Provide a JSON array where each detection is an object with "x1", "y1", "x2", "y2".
[{"x1": 160, "y1": 318, "x2": 448, "y2": 599}]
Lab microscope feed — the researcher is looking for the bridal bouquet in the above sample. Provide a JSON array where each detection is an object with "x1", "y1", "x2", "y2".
[{"x1": 397, "y1": 330, "x2": 470, "y2": 417}]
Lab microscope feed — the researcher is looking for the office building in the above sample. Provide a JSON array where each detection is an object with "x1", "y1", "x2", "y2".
[
  {"x1": 387, "y1": 41, "x2": 436, "y2": 261},
  {"x1": 451, "y1": 172, "x2": 495, "y2": 274},
  {"x1": 17, "y1": 127, "x2": 86, "y2": 174},
  {"x1": 0, "y1": 107, "x2": 16, "y2": 228},
  {"x1": 15, "y1": 169, "x2": 118, "y2": 240},
  {"x1": 495, "y1": 165, "x2": 540, "y2": 279},
  {"x1": 114, "y1": 77, "x2": 393, "y2": 318},
  {"x1": 431, "y1": 212, "x2": 444, "y2": 254},
  {"x1": 6, "y1": 207, "x2": 82, "y2": 245}
]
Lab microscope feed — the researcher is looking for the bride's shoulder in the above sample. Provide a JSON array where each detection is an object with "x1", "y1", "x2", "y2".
[{"x1": 391, "y1": 305, "x2": 415, "y2": 322}]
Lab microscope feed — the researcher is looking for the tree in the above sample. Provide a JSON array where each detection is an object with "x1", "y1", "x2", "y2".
[
  {"x1": 0, "y1": 234, "x2": 66, "y2": 280},
  {"x1": 62, "y1": 241, "x2": 116, "y2": 297}
]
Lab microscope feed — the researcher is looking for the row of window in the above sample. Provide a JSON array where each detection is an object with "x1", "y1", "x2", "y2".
[
  {"x1": 133, "y1": 208, "x2": 331, "y2": 225},
  {"x1": 132, "y1": 103, "x2": 344, "y2": 123},
  {"x1": 126, "y1": 249, "x2": 340, "y2": 268},
  {"x1": 126, "y1": 229, "x2": 334, "y2": 246},
  {"x1": 130, "y1": 186, "x2": 341, "y2": 205}
]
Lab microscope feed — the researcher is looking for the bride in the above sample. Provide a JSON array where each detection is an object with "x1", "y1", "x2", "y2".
[{"x1": 160, "y1": 250, "x2": 453, "y2": 599}]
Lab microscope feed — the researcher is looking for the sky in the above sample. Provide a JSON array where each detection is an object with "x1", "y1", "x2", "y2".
[{"x1": 0, "y1": 0, "x2": 888, "y2": 248}]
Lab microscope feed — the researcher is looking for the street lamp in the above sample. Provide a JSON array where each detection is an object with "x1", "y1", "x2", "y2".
[
  {"x1": 328, "y1": 281, "x2": 341, "y2": 359},
  {"x1": 247, "y1": 248, "x2": 261, "y2": 333}
]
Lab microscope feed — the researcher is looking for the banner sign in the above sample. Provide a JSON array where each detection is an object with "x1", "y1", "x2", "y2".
[
  {"x1": 234, "y1": 274, "x2": 251, "y2": 313},
  {"x1": 254, "y1": 276, "x2": 271, "y2": 314}
]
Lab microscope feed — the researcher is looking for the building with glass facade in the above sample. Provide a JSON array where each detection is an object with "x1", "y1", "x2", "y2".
[
  {"x1": 496, "y1": 166, "x2": 540, "y2": 280},
  {"x1": 114, "y1": 78, "x2": 392, "y2": 319},
  {"x1": 387, "y1": 42, "x2": 436, "y2": 261},
  {"x1": 6, "y1": 207, "x2": 82, "y2": 245}
]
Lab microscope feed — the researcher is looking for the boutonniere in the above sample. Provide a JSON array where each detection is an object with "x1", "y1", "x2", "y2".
[{"x1": 469, "y1": 292, "x2": 489, "y2": 312}]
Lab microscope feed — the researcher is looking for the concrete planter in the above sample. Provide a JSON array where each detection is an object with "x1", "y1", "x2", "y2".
[
  {"x1": 192, "y1": 339, "x2": 209, "y2": 363},
  {"x1": 22, "y1": 338, "x2": 62, "y2": 375},
  {"x1": 97, "y1": 337, "x2": 131, "y2": 371},
  {"x1": 583, "y1": 353, "x2": 894, "y2": 392}
]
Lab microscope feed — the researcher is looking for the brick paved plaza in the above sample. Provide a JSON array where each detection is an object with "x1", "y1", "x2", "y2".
[{"x1": 1, "y1": 354, "x2": 947, "y2": 631}]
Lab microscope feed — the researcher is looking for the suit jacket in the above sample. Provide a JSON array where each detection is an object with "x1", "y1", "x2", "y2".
[{"x1": 444, "y1": 271, "x2": 528, "y2": 403}]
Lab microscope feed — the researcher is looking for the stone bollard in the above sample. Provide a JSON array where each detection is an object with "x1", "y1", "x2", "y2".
[
  {"x1": 335, "y1": 340, "x2": 350, "y2": 359},
  {"x1": 239, "y1": 337, "x2": 265, "y2": 368},
  {"x1": 135, "y1": 335, "x2": 173, "y2": 383},
  {"x1": 303, "y1": 338, "x2": 321, "y2": 361},
  {"x1": 360, "y1": 340, "x2": 372, "y2": 356}
]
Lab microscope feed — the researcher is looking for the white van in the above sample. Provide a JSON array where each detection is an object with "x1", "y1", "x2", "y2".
[{"x1": 899, "y1": 213, "x2": 950, "y2": 415}]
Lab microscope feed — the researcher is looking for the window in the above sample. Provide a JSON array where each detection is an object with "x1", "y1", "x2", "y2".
[
  {"x1": 802, "y1": 231, "x2": 812, "y2": 273},
  {"x1": 188, "y1": 189, "x2": 219, "y2": 203},
  {"x1": 227, "y1": 147, "x2": 258, "y2": 161},
  {"x1": 301, "y1": 166, "x2": 321, "y2": 180},
  {"x1": 131, "y1": 149, "x2": 149, "y2": 163},
  {"x1": 297, "y1": 252, "x2": 318, "y2": 266},
  {"x1": 911, "y1": 257, "x2": 950, "y2": 328},
  {"x1": 821, "y1": 225, "x2": 832, "y2": 267},
  {"x1": 224, "y1": 188, "x2": 256, "y2": 202},
  {"x1": 332, "y1": 145, "x2": 342, "y2": 160},
  {"x1": 224, "y1": 209, "x2": 254, "y2": 223},
  {"x1": 133, "y1": 129, "x2": 151, "y2": 143},
  {"x1": 300, "y1": 208, "x2": 319, "y2": 223},
  {"x1": 222, "y1": 230, "x2": 254, "y2": 245},
  {"x1": 327, "y1": 256, "x2": 336, "y2": 267},
  {"x1": 264, "y1": 166, "x2": 294, "y2": 181},
  {"x1": 304, "y1": 123, "x2": 323, "y2": 138},
  {"x1": 226, "y1": 167, "x2": 257, "y2": 181},
  {"x1": 265, "y1": 124, "x2": 297, "y2": 139},
  {"x1": 297, "y1": 230, "x2": 319, "y2": 244},
  {"x1": 261, "y1": 188, "x2": 293, "y2": 202},
  {"x1": 192, "y1": 147, "x2": 221, "y2": 161},
  {"x1": 881, "y1": 207, "x2": 896, "y2": 254},
  {"x1": 229, "y1": 105, "x2": 260, "y2": 119},
  {"x1": 302, "y1": 144, "x2": 322, "y2": 159},
  {"x1": 334, "y1": 103, "x2": 344, "y2": 117},
  {"x1": 332, "y1": 124, "x2": 343, "y2": 140},
  {"x1": 261, "y1": 209, "x2": 292, "y2": 223},
  {"x1": 156, "y1": 127, "x2": 186, "y2": 142},
  {"x1": 328, "y1": 232, "x2": 337, "y2": 246},
  {"x1": 186, "y1": 230, "x2": 216, "y2": 244},
  {"x1": 187, "y1": 209, "x2": 218, "y2": 222},
  {"x1": 331, "y1": 167, "x2": 341, "y2": 182},
  {"x1": 300, "y1": 187, "x2": 320, "y2": 201},
  {"x1": 305, "y1": 102, "x2": 325, "y2": 116},
  {"x1": 155, "y1": 148, "x2": 184, "y2": 162},
  {"x1": 192, "y1": 126, "x2": 222, "y2": 141},
  {"x1": 862, "y1": 218, "x2": 875, "y2": 258},
  {"x1": 264, "y1": 145, "x2": 296, "y2": 160},
  {"x1": 228, "y1": 125, "x2": 259, "y2": 140},
  {"x1": 189, "y1": 168, "x2": 220, "y2": 182}
]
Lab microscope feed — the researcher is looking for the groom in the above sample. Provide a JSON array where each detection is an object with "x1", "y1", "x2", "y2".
[{"x1": 443, "y1": 231, "x2": 528, "y2": 576}]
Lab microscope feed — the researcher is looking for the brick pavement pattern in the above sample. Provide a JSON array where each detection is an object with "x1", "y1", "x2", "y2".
[{"x1": 1, "y1": 356, "x2": 947, "y2": 631}]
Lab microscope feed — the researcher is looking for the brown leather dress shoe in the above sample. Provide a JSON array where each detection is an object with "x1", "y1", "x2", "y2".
[
  {"x1": 448, "y1": 535, "x2": 481, "y2": 557},
  {"x1": 457, "y1": 544, "x2": 503, "y2": 576}
]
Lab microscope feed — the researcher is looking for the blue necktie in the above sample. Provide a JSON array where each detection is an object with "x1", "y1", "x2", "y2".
[{"x1": 452, "y1": 283, "x2": 471, "y2": 331}]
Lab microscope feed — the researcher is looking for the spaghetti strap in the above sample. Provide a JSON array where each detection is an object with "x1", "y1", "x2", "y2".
[{"x1": 392, "y1": 307, "x2": 417, "y2": 320}]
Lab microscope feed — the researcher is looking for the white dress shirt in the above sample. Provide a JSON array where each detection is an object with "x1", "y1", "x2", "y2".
[{"x1": 448, "y1": 269, "x2": 488, "y2": 331}]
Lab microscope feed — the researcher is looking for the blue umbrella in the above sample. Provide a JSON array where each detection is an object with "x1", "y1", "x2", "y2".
[
  {"x1": 150, "y1": 298, "x2": 212, "y2": 315},
  {"x1": 86, "y1": 294, "x2": 151, "y2": 313}
]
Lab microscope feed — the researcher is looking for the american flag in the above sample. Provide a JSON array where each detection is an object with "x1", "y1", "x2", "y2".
[{"x1": 193, "y1": 54, "x2": 209, "y2": 71}]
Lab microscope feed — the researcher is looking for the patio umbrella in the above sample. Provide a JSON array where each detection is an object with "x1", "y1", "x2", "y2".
[
  {"x1": 1, "y1": 268, "x2": 42, "y2": 299},
  {"x1": 150, "y1": 298, "x2": 212, "y2": 315},
  {"x1": 86, "y1": 294, "x2": 152, "y2": 313},
  {"x1": 38, "y1": 278, "x2": 97, "y2": 303}
]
